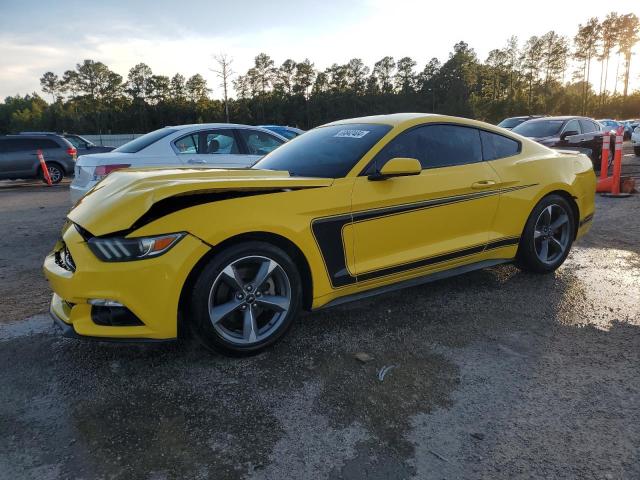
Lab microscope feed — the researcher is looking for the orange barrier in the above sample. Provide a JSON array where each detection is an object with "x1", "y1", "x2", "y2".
[
  {"x1": 599, "y1": 131, "x2": 610, "y2": 181},
  {"x1": 37, "y1": 149, "x2": 53, "y2": 186},
  {"x1": 610, "y1": 126, "x2": 624, "y2": 196},
  {"x1": 596, "y1": 126, "x2": 631, "y2": 197}
]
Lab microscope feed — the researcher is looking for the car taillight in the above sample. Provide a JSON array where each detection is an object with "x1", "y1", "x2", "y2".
[
  {"x1": 67, "y1": 147, "x2": 77, "y2": 156},
  {"x1": 92, "y1": 164, "x2": 131, "y2": 181}
]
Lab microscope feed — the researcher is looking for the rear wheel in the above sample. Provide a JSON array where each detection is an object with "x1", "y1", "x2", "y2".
[
  {"x1": 595, "y1": 149, "x2": 614, "y2": 174},
  {"x1": 516, "y1": 194, "x2": 575, "y2": 273},
  {"x1": 41, "y1": 163, "x2": 64, "y2": 184},
  {"x1": 188, "y1": 241, "x2": 302, "y2": 355}
]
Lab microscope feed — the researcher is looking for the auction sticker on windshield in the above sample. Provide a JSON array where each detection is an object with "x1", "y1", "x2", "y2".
[{"x1": 333, "y1": 129, "x2": 370, "y2": 138}]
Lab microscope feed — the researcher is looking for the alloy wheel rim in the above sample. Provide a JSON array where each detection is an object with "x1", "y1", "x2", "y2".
[
  {"x1": 48, "y1": 166, "x2": 62, "y2": 183},
  {"x1": 534, "y1": 204, "x2": 570, "y2": 265},
  {"x1": 208, "y1": 255, "x2": 291, "y2": 345}
]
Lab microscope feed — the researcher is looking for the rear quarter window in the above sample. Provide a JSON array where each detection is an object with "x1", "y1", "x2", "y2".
[
  {"x1": 115, "y1": 128, "x2": 178, "y2": 153},
  {"x1": 32, "y1": 139, "x2": 62, "y2": 150},
  {"x1": 480, "y1": 131, "x2": 521, "y2": 161},
  {"x1": 1, "y1": 138, "x2": 40, "y2": 152}
]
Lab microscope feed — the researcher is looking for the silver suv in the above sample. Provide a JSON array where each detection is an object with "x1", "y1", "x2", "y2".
[{"x1": 0, "y1": 134, "x2": 77, "y2": 183}]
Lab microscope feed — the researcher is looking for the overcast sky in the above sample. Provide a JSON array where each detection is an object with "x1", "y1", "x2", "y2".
[{"x1": 1, "y1": 0, "x2": 639, "y2": 100}]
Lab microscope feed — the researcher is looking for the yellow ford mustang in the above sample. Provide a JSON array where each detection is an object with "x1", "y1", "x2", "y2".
[{"x1": 44, "y1": 113, "x2": 595, "y2": 354}]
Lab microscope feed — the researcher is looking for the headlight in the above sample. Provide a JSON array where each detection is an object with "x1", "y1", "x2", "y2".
[{"x1": 87, "y1": 233, "x2": 186, "y2": 262}]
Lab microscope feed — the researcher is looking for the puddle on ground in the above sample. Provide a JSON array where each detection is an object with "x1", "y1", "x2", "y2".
[
  {"x1": 554, "y1": 247, "x2": 640, "y2": 329},
  {"x1": 314, "y1": 350, "x2": 458, "y2": 459}
]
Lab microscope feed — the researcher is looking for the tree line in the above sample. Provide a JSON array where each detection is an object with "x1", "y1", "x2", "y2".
[{"x1": 0, "y1": 12, "x2": 638, "y2": 135}]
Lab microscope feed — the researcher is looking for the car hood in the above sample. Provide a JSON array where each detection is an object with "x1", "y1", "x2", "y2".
[{"x1": 68, "y1": 167, "x2": 333, "y2": 236}]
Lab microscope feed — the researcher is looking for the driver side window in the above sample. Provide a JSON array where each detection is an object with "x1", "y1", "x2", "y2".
[
  {"x1": 370, "y1": 124, "x2": 482, "y2": 172},
  {"x1": 563, "y1": 120, "x2": 581, "y2": 135}
]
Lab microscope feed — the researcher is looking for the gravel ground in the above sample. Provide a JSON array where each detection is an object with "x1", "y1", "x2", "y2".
[
  {"x1": 0, "y1": 179, "x2": 70, "y2": 321},
  {"x1": 0, "y1": 149, "x2": 639, "y2": 479}
]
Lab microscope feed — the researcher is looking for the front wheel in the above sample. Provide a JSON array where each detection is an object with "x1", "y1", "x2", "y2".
[
  {"x1": 516, "y1": 195, "x2": 576, "y2": 273},
  {"x1": 188, "y1": 241, "x2": 302, "y2": 355}
]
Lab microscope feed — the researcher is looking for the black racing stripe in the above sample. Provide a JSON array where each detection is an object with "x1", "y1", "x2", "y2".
[
  {"x1": 486, "y1": 236, "x2": 521, "y2": 250},
  {"x1": 579, "y1": 213, "x2": 594, "y2": 227},
  {"x1": 311, "y1": 213, "x2": 354, "y2": 287},
  {"x1": 312, "y1": 184, "x2": 535, "y2": 288},
  {"x1": 131, "y1": 190, "x2": 287, "y2": 232},
  {"x1": 357, "y1": 243, "x2": 487, "y2": 282},
  {"x1": 351, "y1": 188, "x2": 501, "y2": 223},
  {"x1": 356, "y1": 236, "x2": 520, "y2": 282}
]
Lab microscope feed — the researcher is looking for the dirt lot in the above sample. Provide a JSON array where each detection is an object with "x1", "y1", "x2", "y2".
[{"x1": 0, "y1": 149, "x2": 639, "y2": 479}]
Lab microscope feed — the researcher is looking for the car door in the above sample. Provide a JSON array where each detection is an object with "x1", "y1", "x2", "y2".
[
  {"x1": 197, "y1": 129, "x2": 250, "y2": 168},
  {"x1": 347, "y1": 124, "x2": 501, "y2": 284},
  {"x1": 172, "y1": 131, "x2": 203, "y2": 166},
  {"x1": 0, "y1": 139, "x2": 11, "y2": 178},
  {"x1": 236, "y1": 129, "x2": 286, "y2": 166},
  {"x1": 557, "y1": 119, "x2": 584, "y2": 152},
  {"x1": 579, "y1": 119, "x2": 607, "y2": 158},
  {"x1": 2, "y1": 138, "x2": 37, "y2": 177}
]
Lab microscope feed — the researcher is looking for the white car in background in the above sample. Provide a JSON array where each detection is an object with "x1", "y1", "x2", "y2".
[
  {"x1": 70, "y1": 124, "x2": 287, "y2": 203},
  {"x1": 632, "y1": 126, "x2": 640, "y2": 156}
]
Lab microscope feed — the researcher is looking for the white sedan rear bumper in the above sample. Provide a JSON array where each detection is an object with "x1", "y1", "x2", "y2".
[{"x1": 69, "y1": 179, "x2": 96, "y2": 204}]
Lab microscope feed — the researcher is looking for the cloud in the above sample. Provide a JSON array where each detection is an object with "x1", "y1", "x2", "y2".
[{"x1": 1, "y1": 0, "x2": 639, "y2": 100}]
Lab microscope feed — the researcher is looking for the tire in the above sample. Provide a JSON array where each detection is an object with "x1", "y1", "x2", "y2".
[
  {"x1": 634, "y1": 147, "x2": 640, "y2": 157},
  {"x1": 41, "y1": 163, "x2": 64, "y2": 184},
  {"x1": 593, "y1": 149, "x2": 613, "y2": 173},
  {"x1": 188, "y1": 241, "x2": 302, "y2": 355},
  {"x1": 516, "y1": 194, "x2": 576, "y2": 274}
]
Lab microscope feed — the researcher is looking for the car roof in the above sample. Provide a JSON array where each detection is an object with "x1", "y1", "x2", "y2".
[
  {"x1": 9, "y1": 132, "x2": 62, "y2": 137},
  {"x1": 4, "y1": 133, "x2": 67, "y2": 139},
  {"x1": 524, "y1": 116, "x2": 590, "y2": 123},
  {"x1": 505, "y1": 115, "x2": 544, "y2": 120},
  {"x1": 0, "y1": 133, "x2": 73, "y2": 146},
  {"x1": 159, "y1": 123, "x2": 288, "y2": 141},
  {"x1": 323, "y1": 113, "x2": 538, "y2": 136},
  {"x1": 164, "y1": 123, "x2": 275, "y2": 130},
  {"x1": 324, "y1": 113, "x2": 442, "y2": 127}
]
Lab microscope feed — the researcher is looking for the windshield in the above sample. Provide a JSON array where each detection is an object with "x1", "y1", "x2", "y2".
[
  {"x1": 498, "y1": 118, "x2": 525, "y2": 129},
  {"x1": 513, "y1": 120, "x2": 564, "y2": 138},
  {"x1": 114, "y1": 128, "x2": 178, "y2": 153},
  {"x1": 64, "y1": 135, "x2": 85, "y2": 148},
  {"x1": 253, "y1": 123, "x2": 392, "y2": 178}
]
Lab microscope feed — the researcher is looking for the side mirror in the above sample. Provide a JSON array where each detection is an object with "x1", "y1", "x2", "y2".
[
  {"x1": 368, "y1": 157, "x2": 422, "y2": 181},
  {"x1": 560, "y1": 130, "x2": 579, "y2": 141}
]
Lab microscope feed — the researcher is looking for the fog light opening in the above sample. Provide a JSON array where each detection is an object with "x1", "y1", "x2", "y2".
[
  {"x1": 90, "y1": 304, "x2": 144, "y2": 327},
  {"x1": 88, "y1": 299, "x2": 124, "y2": 307}
]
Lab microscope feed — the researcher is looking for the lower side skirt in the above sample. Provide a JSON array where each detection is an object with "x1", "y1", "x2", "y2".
[{"x1": 317, "y1": 258, "x2": 511, "y2": 310}]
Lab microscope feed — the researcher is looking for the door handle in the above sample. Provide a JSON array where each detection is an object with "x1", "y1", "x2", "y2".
[
  {"x1": 471, "y1": 180, "x2": 496, "y2": 189},
  {"x1": 187, "y1": 159, "x2": 207, "y2": 164}
]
